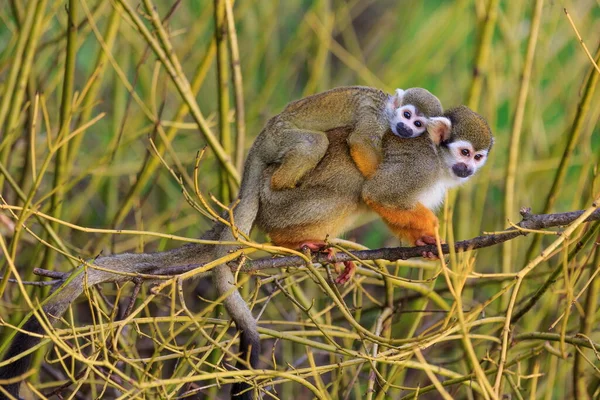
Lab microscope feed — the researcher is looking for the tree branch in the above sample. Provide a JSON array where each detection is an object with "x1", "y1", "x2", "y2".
[
  {"x1": 242, "y1": 207, "x2": 599, "y2": 271},
  {"x1": 26, "y1": 207, "x2": 599, "y2": 283}
]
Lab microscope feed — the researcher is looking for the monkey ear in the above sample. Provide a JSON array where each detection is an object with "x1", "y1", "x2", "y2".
[
  {"x1": 427, "y1": 117, "x2": 452, "y2": 145},
  {"x1": 393, "y1": 89, "x2": 405, "y2": 108}
]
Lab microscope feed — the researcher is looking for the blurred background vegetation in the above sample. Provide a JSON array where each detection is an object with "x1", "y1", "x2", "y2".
[{"x1": 0, "y1": 0, "x2": 599, "y2": 399}]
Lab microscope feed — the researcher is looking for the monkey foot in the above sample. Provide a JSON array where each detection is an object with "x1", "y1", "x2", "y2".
[
  {"x1": 299, "y1": 242, "x2": 354, "y2": 284},
  {"x1": 299, "y1": 241, "x2": 328, "y2": 253},
  {"x1": 415, "y1": 235, "x2": 436, "y2": 246},
  {"x1": 415, "y1": 235, "x2": 443, "y2": 259},
  {"x1": 334, "y1": 261, "x2": 356, "y2": 285}
]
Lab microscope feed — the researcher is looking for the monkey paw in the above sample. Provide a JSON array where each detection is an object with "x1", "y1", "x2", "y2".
[
  {"x1": 415, "y1": 235, "x2": 437, "y2": 246},
  {"x1": 350, "y1": 147, "x2": 380, "y2": 179},
  {"x1": 334, "y1": 261, "x2": 356, "y2": 285},
  {"x1": 270, "y1": 175, "x2": 295, "y2": 190},
  {"x1": 271, "y1": 168, "x2": 304, "y2": 190},
  {"x1": 415, "y1": 235, "x2": 444, "y2": 259},
  {"x1": 299, "y1": 242, "x2": 355, "y2": 284}
]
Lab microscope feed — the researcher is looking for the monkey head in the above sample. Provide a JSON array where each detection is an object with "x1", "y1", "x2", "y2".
[
  {"x1": 386, "y1": 87, "x2": 443, "y2": 139},
  {"x1": 428, "y1": 105, "x2": 494, "y2": 181}
]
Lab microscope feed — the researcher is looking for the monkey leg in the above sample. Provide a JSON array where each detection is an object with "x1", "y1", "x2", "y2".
[
  {"x1": 270, "y1": 130, "x2": 329, "y2": 190},
  {"x1": 365, "y1": 199, "x2": 439, "y2": 246}
]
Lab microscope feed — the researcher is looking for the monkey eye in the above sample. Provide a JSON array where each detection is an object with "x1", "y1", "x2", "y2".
[
  {"x1": 414, "y1": 121, "x2": 422, "y2": 128},
  {"x1": 461, "y1": 149, "x2": 470, "y2": 157},
  {"x1": 403, "y1": 111, "x2": 411, "y2": 118},
  {"x1": 474, "y1": 154, "x2": 483, "y2": 161}
]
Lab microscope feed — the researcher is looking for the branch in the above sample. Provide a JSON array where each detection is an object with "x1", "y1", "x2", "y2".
[
  {"x1": 231, "y1": 207, "x2": 600, "y2": 272},
  {"x1": 240, "y1": 207, "x2": 598, "y2": 271},
  {"x1": 27, "y1": 207, "x2": 599, "y2": 283}
]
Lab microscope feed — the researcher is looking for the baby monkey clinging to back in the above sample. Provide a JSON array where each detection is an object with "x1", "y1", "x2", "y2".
[
  {"x1": 264, "y1": 86, "x2": 444, "y2": 190},
  {"x1": 349, "y1": 87, "x2": 448, "y2": 178}
]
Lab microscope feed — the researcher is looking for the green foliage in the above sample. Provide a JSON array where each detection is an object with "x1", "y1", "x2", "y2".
[{"x1": 0, "y1": 0, "x2": 599, "y2": 399}]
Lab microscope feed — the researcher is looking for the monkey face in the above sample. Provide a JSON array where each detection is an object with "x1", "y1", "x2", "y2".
[
  {"x1": 441, "y1": 139, "x2": 489, "y2": 180},
  {"x1": 389, "y1": 104, "x2": 428, "y2": 138}
]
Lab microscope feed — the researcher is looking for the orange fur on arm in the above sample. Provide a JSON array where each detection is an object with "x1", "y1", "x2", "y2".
[{"x1": 350, "y1": 144, "x2": 380, "y2": 178}]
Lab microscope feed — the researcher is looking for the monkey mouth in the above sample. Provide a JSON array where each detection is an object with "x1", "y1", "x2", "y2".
[
  {"x1": 452, "y1": 163, "x2": 473, "y2": 178},
  {"x1": 393, "y1": 122, "x2": 415, "y2": 138}
]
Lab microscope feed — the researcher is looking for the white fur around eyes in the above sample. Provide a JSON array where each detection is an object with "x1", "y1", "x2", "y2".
[{"x1": 448, "y1": 140, "x2": 473, "y2": 152}]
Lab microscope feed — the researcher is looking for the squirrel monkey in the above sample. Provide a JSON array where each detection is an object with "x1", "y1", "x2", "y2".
[
  {"x1": 349, "y1": 87, "x2": 445, "y2": 178},
  {"x1": 264, "y1": 86, "x2": 443, "y2": 189},
  {"x1": 0, "y1": 100, "x2": 492, "y2": 400},
  {"x1": 362, "y1": 105, "x2": 493, "y2": 247}
]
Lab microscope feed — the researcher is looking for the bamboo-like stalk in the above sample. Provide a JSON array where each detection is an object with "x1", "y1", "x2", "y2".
[
  {"x1": 224, "y1": 0, "x2": 247, "y2": 175},
  {"x1": 573, "y1": 241, "x2": 600, "y2": 399},
  {"x1": 207, "y1": 2, "x2": 232, "y2": 397},
  {"x1": 466, "y1": 0, "x2": 500, "y2": 108},
  {"x1": 303, "y1": 0, "x2": 332, "y2": 96},
  {"x1": 105, "y1": 11, "x2": 216, "y2": 230},
  {"x1": 0, "y1": 0, "x2": 42, "y2": 192},
  {"x1": 214, "y1": 0, "x2": 232, "y2": 204},
  {"x1": 44, "y1": 0, "x2": 79, "y2": 272},
  {"x1": 455, "y1": 0, "x2": 499, "y2": 243},
  {"x1": 67, "y1": 5, "x2": 121, "y2": 162},
  {"x1": 524, "y1": 42, "x2": 600, "y2": 261},
  {"x1": 500, "y1": 0, "x2": 544, "y2": 308},
  {"x1": 119, "y1": 0, "x2": 240, "y2": 184}
]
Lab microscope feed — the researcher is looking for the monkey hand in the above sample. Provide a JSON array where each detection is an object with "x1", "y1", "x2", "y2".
[{"x1": 271, "y1": 169, "x2": 301, "y2": 190}]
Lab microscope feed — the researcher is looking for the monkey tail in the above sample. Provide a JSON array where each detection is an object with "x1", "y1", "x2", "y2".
[
  {"x1": 0, "y1": 153, "x2": 264, "y2": 399},
  {"x1": 212, "y1": 154, "x2": 264, "y2": 400},
  {"x1": 0, "y1": 316, "x2": 44, "y2": 399}
]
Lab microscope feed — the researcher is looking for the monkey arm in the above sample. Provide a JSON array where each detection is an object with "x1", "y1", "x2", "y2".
[{"x1": 347, "y1": 105, "x2": 389, "y2": 179}]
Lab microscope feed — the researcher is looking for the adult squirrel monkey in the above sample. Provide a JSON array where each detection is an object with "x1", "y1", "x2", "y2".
[
  {"x1": 362, "y1": 105, "x2": 493, "y2": 248},
  {"x1": 0, "y1": 98, "x2": 492, "y2": 400},
  {"x1": 266, "y1": 86, "x2": 443, "y2": 189}
]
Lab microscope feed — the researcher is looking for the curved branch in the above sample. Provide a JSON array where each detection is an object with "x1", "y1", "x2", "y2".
[
  {"x1": 238, "y1": 208, "x2": 599, "y2": 271},
  {"x1": 27, "y1": 207, "x2": 600, "y2": 283}
]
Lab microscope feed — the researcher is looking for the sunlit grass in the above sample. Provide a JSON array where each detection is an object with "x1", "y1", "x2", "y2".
[{"x1": 0, "y1": 0, "x2": 599, "y2": 399}]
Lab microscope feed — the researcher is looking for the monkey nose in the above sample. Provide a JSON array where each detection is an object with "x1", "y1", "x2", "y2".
[
  {"x1": 395, "y1": 123, "x2": 412, "y2": 138},
  {"x1": 452, "y1": 163, "x2": 472, "y2": 178}
]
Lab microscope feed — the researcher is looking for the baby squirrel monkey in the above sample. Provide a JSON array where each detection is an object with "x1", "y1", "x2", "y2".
[
  {"x1": 0, "y1": 96, "x2": 493, "y2": 400},
  {"x1": 266, "y1": 86, "x2": 443, "y2": 189},
  {"x1": 349, "y1": 87, "x2": 447, "y2": 178}
]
